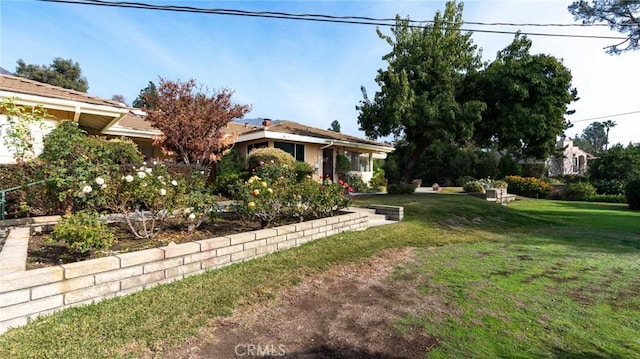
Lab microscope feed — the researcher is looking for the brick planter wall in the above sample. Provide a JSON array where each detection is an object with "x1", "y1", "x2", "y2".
[{"x1": 0, "y1": 211, "x2": 369, "y2": 334}]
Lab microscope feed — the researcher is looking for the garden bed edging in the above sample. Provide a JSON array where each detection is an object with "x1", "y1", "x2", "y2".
[{"x1": 0, "y1": 211, "x2": 370, "y2": 334}]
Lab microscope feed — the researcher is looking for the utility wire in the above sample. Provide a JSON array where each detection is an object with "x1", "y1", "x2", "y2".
[
  {"x1": 572, "y1": 110, "x2": 640, "y2": 123},
  {"x1": 38, "y1": 0, "x2": 630, "y2": 40}
]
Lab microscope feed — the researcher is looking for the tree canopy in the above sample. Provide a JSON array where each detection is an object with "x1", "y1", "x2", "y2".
[
  {"x1": 357, "y1": 1, "x2": 485, "y2": 183},
  {"x1": 132, "y1": 81, "x2": 159, "y2": 109},
  {"x1": 573, "y1": 121, "x2": 606, "y2": 154},
  {"x1": 143, "y1": 78, "x2": 251, "y2": 173},
  {"x1": 568, "y1": 0, "x2": 640, "y2": 54},
  {"x1": 15, "y1": 58, "x2": 89, "y2": 92},
  {"x1": 472, "y1": 34, "x2": 578, "y2": 160},
  {"x1": 328, "y1": 120, "x2": 341, "y2": 133},
  {"x1": 358, "y1": 1, "x2": 578, "y2": 184}
]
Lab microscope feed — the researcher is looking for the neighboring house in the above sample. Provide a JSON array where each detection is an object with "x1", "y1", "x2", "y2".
[
  {"x1": 0, "y1": 75, "x2": 393, "y2": 183},
  {"x1": 0, "y1": 74, "x2": 165, "y2": 163},
  {"x1": 547, "y1": 137, "x2": 594, "y2": 176}
]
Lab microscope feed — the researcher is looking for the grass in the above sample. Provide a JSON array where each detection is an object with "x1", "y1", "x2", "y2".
[{"x1": 1, "y1": 193, "x2": 639, "y2": 358}]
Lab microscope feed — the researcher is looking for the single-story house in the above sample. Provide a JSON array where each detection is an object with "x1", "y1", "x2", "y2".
[
  {"x1": 0, "y1": 74, "x2": 393, "y2": 183},
  {"x1": 547, "y1": 137, "x2": 595, "y2": 176}
]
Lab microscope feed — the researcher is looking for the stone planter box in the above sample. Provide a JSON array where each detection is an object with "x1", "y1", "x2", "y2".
[{"x1": 0, "y1": 211, "x2": 371, "y2": 334}]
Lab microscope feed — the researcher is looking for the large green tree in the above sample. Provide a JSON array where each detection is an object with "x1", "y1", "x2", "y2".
[
  {"x1": 574, "y1": 121, "x2": 607, "y2": 154},
  {"x1": 472, "y1": 34, "x2": 578, "y2": 160},
  {"x1": 15, "y1": 58, "x2": 88, "y2": 92},
  {"x1": 357, "y1": 1, "x2": 485, "y2": 183},
  {"x1": 132, "y1": 81, "x2": 159, "y2": 109},
  {"x1": 569, "y1": 0, "x2": 640, "y2": 54}
]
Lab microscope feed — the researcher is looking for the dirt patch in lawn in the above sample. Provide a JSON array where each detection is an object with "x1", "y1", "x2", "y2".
[{"x1": 158, "y1": 247, "x2": 439, "y2": 359}]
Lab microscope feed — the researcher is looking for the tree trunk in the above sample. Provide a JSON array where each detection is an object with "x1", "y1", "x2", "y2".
[
  {"x1": 400, "y1": 141, "x2": 428, "y2": 184},
  {"x1": 206, "y1": 161, "x2": 217, "y2": 186}
]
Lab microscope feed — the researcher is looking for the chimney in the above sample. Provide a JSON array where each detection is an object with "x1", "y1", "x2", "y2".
[{"x1": 262, "y1": 118, "x2": 273, "y2": 127}]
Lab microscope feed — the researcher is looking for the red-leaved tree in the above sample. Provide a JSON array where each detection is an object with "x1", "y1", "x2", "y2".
[{"x1": 144, "y1": 78, "x2": 251, "y2": 181}]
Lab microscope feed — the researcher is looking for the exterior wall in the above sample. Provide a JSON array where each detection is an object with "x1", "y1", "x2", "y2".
[
  {"x1": 0, "y1": 211, "x2": 369, "y2": 334},
  {"x1": 0, "y1": 115, "x2": 57, "y2": 164},
  {"x1": 548, "y1": 138, "x2": 592, "y2": 177}
]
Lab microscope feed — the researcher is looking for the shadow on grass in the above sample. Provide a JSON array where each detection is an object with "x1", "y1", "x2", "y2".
[
  {"x1": 551, "y1": 346, "x2": 625, "y2": 359},
  {"x1": 278, "y1": 345, "x2": 426, "y2": 359}
]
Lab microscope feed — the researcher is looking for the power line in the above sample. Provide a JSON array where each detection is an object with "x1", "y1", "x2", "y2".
[
  {"x1": 38, "y1": 0, "x2": 630, "y2": 40},
  {"x1": 572, "y1": 110, "x2": 640, "y2": 123}
]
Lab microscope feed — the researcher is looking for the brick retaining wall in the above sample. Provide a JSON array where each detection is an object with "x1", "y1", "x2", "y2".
[{"x1": 0, "y1": 211, "x2": 369, "y2": 334}]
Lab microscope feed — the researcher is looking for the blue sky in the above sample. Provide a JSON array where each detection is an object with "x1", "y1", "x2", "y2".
[{"x1": 1, "y1": 0, "x2": 639, "y2": 145}]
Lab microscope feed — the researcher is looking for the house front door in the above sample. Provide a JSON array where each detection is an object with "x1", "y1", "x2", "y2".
[{"x1": 322, "y1": 148, "x2": 334, "y2": 181}]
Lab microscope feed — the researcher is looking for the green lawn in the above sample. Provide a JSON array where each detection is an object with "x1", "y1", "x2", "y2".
[{"x1": 1, "y1": 194, "x2": 639, "y2": 358}]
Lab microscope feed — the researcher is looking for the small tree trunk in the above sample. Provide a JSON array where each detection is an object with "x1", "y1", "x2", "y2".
[
  {"x1": 400, "y1": 141, "x2": 428, "y2": 184},
  {"x1": 207, "y1": 161, "x2": 217, "y2": 186}
]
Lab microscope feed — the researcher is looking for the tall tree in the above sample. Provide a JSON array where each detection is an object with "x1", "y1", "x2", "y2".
[
  {"x1": 132, "y1": 81, "x2": 159, "y2": 109},
  {"x1": 580, "y1": 121, "x2": 607, "y2": 154},
  {"x1": 602, "y1": 119, "x2": 617, "y2": 150},
  {"x1": 357, "y1": 1, "x2": 485, "y2": 183},
  {"x1": 143, "y1": 78, "x2": 251, "y2": 182},
  {"x1": 568, "y1": 0, "x2": 640, "y2": 54},
  {"x1": 472, "y1": 34, "x2": 578, "y2": 160},
  {"x1": 328, "y1": 120, "x2": 341, "y2": 133},
  {"x1": 14, "y1": 58, "x2": 89, "y2": 92},
  {"x1": 111, "y1": 94, "x2": 127, "y2": 105}
]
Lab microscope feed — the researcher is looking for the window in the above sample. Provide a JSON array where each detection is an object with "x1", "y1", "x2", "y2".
[
  {"x1": 247, "y1": 141, "x2": 268, "y2": 154},
  {"x1": 274, "y1": 141, "x2": 304, "y2": 161},
  {"x1": 344, "y1": 151, "x2": 370, "y2": 172}
]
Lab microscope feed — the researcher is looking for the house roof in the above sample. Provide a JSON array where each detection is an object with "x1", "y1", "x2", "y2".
[
  {"x1": 0, "y1": 74, "x2": 125, "y2": 108},
  {"x1": 247, "y1": 121, "x2": 391, "y2": 148}
]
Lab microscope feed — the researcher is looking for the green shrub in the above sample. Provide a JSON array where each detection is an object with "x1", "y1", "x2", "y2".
[
  {"x1": 335, "y1": 154, "x2": 351, "y2": 175},
  {"x1": 521, "y1": 163, "x2": 547, "y2": 178},
  {"x1": 565, "y1": 182, "x2": 597, "y2": 201},
  {"x1": 52, "y1": 210, "x2": 114, "y2": 254},
  {"x1": 387, "y1": 183, "x2": 417, "y2": 195},
  {"x1": 345, "y1": 173, "x2": 368, "y2": 193},
  {"x1": 592, "y1": 179, "x2": 627, "y2": 195},
  {"x1": 247, "y1": 148, "x2": 296, "y2": 184},
  {"x1": 625, "y1": 178, "x2": 640, "y2": 210},
  {"x1": 295, "y1": 161, "x2": 314, "y2": 182},
  {"x1": 585, "y1": 194, "x2": 627, "y2": 204},
  {"x1": 369, "y1": 168, "x2": 388, "y2": 192},
  {"x1": 247, "y1": 147, "x2": 297, "y2": 172},
  {"x1": 504, "y1": 175, "x2": 553, "y2": 198},
  {"x1": 214, "y1": 172, "x2": 243, "y2": 196},
  {"x1": 456, "y1": 176, "x2": 476, "y2": 187},
  {"x1": 463, "y1": 180, "x2": 485, "y2": 193},
  {"x1": 490, "y1": 180, "x2": 508, "y2": 189},
  {"x1": 40, "y1": 121, "x2": 143, "y2": 213}
]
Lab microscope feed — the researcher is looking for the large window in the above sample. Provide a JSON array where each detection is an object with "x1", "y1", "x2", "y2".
[
  {"x1": 247, "y1": 141, "x2": 268, "y2": 154},
  {"x1": 274, "y1": 141, "x2": 304, "y2": 161},
  {"x1": 345, "y1": 151, "x2": 370, "y2": 172}
]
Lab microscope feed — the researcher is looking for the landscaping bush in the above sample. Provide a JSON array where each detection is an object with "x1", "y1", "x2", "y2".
[
  {"x1": 463, "y1": 180, "x2": 485, "y2": 193},
  {"x1": 247, "y1": 147, "x2": 297, "y2": 172},
  {"x1": 230, "y1": 175, "x2": 350, "y2": 227},
  {"x1": 52, "y1": 210, "x2": 114, "y2": 254},
  {"x1": 345, "y1": 173, "x2": 368, "y2": 193},
  {"x1": 387, "y1": 183, "x2": 417, "y2": 195},
  {"x1": 335, "y1": 154, "x2": 351, "y2": 176},
  {"x1": 504, "y1": 175, "x2": 553, "y2": 198},
  {"x1": 521, "y1": 163, "x2": 547, "y2": 178},
  {"x1": 295, "y1": 161, "x2": 314, "y2": 182},
  {"x1": 564, "y1": 182, "x2": 598, "y2": 201},
  {"x1": 456, "y1": 176, "x2": 476, "y2": 187},
  {"x1": 490, "y1": 179, "x2": 508, "y2": 189},
  {"x1": 592, "y1": 179, "x2": 627, "y2": 195},
  {"x1": 625, "y1": 178, "x2": 640, "y2": 210},
  {"x1": 585, "y1": 194, "x2": 627, "y2": 204},
  {"x1": 369, "y1": 167, "x2": 388, "y2": 192},
  {"x1": 40, "y1": 121, "x2": 143, "y2": 213},
  {"x1": 0, "y1": 163, "x2": 47, "y2": 218}
]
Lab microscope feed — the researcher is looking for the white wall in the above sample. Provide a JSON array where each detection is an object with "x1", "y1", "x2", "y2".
[{"x1": 0, "y1": 115, "x2": 56, "y2": 164}]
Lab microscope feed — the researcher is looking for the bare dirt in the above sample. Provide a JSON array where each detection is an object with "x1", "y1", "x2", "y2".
[{"x1": 158, "y1": 247, "x2": 441, "y2": 359}]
